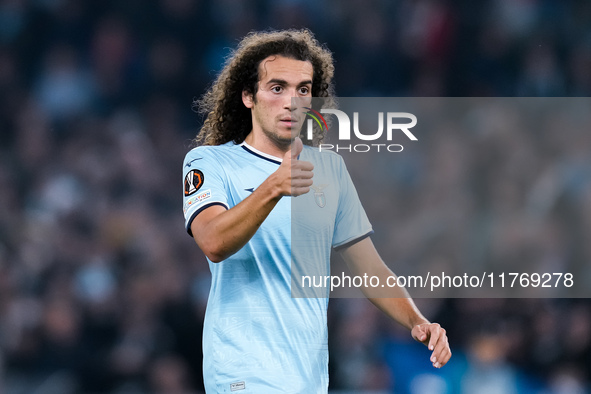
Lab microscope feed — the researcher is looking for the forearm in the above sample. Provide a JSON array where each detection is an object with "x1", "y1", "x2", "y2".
[
  {"x1": 193, "y1": 173, "x2": 283, "y2": 262},
  {"x1": 192, "y1": 140, "x2": 313, "y2": 262},
  {"x1": 341, "y1": 238, "x2": 429, "y2": 330},
  {"x1": 356, "y1": 260, "x2": 430, "y2": 330},
  {"x1": 367, "y1": 291, "x2": 430, "y2": 331},
  {"x1": 340, "y1": 236, "x2": 451, "y2": 367}
]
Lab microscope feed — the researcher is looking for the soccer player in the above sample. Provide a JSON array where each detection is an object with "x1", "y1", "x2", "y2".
[{"x1": 183, "y1": 29, "x2": 451, "y2": 393}]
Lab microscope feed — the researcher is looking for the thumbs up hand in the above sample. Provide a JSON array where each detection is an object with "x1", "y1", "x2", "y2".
[
  {"x1": 275, "y1": 137, "x2": 314, "y2": 197},
  {"x1": 290, "y1": 136, "x2": 304, "y2": 160}
]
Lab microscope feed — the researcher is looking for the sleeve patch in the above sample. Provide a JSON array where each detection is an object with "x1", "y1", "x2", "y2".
[
  {"x1": 183, "y1": 189, "x2": 211, "y2": 214},
  {"x1": 184, "y1": 169, "x2": 204, "y2": 196}
]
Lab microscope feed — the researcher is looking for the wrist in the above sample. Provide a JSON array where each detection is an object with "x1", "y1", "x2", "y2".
[
  {"x1": 260, "y1": 172, "x2": 284, "y2": 201},
  {"x1": 410, "y1": 317, "x2": 430, "y2": 330}
]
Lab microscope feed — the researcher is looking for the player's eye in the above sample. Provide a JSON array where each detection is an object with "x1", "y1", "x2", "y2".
[
  {"x1": 271, "y1": 86, "x2": 283, "y2": 93},
  {"x1": 298, "y1": 86, "x2": 310, "y2": 95}
]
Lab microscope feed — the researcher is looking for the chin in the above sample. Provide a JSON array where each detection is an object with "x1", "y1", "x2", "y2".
[
  {"x1": 262, "y1": 128, "x2": 295, "y2": 146},
  {"x1": 276, "y1": 130, "x2": 296, "y2": 142}
]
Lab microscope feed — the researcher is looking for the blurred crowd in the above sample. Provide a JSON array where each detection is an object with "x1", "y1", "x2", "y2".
[
  {"x1": 334, "y1": 96, "x2": 591, "y2": 393},
  {"x1": 0, "y1": 0, "x2": 590, "y2": 393}
]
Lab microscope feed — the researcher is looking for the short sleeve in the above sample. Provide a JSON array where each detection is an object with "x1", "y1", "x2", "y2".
[
  {"x1": 183, "y1": 148, "x2": 229, "y2": 237},
  {"x1": 332, "y1": 156, "x2": 373, "y2": 250}
]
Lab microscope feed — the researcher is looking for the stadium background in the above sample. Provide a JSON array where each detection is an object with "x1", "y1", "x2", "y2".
[{"x1": 0, "y1": 0, "x2": 590, "y2": 393}]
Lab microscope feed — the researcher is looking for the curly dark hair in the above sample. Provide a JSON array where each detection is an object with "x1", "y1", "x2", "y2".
[{"x1": 193, "y1": 29, "x2": 335, "y2": 147}]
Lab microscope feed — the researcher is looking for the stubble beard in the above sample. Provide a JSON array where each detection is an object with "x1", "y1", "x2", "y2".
[
  {"x1": 262, "y1": 127, "x2": 292, "y2": 150},
  {"x1": 261, "y1": 122, "x2": 303, "y2": 151}
]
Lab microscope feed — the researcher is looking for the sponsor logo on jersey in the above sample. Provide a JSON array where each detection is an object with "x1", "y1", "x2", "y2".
[
  {"x1": 183, "y1": 189, "x2": 211, "y2": 214},
  {"x1": 185, "y1": 157, "x2": 203, "y2": 167},
  {"x1": 184, "y1": 169, "x2": 204, "y2": 196}
]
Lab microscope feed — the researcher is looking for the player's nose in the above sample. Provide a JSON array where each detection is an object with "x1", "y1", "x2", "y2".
[{"x1": 283, "y1": 88, "x2": 299, "y2": 110}]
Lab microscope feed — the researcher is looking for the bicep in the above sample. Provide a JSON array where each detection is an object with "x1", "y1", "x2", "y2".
[
  {"x1": 339, "y1": 236, "x2": 413, "y2": 300},
  {"x1": 339, "y1": 237, "x2": 383, "y2": 275},
  {"x1": 190, "y1": 205, "x2": 227, "y2": 244}
]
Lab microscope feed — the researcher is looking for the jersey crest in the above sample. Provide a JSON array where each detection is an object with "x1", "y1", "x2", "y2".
[{"x1": 310, "y1": 184, "x2": 328, "y2": 208}]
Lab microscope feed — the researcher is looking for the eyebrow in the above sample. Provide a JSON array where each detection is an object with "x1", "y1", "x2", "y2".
[{"x1": 265, "y1": 78, "x2": 313, "y2": 86}]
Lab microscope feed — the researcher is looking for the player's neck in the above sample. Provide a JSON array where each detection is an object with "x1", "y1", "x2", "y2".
[{"x1": 244, "y1": 131, "x2": 289, "y2": 159}]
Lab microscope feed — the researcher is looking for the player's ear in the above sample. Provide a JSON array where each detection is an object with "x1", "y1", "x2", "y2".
[{"x1": 242, "y1": 89, "x2": 254, "y2": 108}]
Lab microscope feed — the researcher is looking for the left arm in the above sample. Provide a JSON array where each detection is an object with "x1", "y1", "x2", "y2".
[{"x1": 339, "y1": 237, "x2": 452, "y2": 368}]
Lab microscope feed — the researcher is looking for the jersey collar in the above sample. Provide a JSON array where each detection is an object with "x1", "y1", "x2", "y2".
[{"x1": 240, "y1": 142, "x2": 283, "y2": 165}]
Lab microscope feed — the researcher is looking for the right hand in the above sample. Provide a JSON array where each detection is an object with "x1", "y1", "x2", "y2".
[{"x1": 275, "y1": 137, "x2": 314, "y2": 197}]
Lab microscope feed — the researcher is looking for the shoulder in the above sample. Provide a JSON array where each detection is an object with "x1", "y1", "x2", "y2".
[
  {"x1": 183, "y1": 142, "x2": 239, "y2": 166},
  {"x1": 302, "y1": 145, "x2": 346, "y2": 167},
  {"x1": 185, "y1": 141, "x2": 237, "y2": 157},
  {"x1": 302, "y1": 144, "x2": 341, "y2": 159}
]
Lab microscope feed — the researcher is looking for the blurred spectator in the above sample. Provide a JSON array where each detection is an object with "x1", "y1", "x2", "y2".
[{"x1": 35, "y1": 43, "x2": 95, "y2": 121}]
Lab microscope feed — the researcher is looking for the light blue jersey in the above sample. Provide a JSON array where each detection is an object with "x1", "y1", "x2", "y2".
[{"x1": 183, "y1": 141, "x2": 372, "y2": 393}]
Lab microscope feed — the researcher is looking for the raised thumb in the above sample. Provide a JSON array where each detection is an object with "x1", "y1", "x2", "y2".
[{"x1": 290, "y1": 137, "x2": 303, "y2": 160}]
